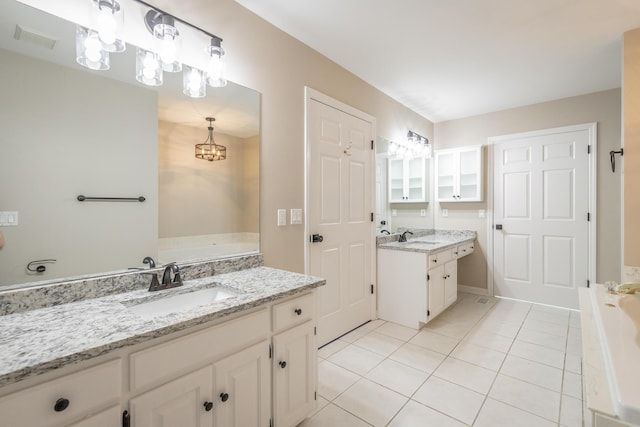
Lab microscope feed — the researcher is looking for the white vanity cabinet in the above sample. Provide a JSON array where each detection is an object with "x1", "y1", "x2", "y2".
[
  {"x1": 427, "y1": 249, "x2": 458, "y2": 318},
  {"x1": 435, "y1": 146, "x2": 483, "y2": 202},
  {"x1": 272, "y1": 294, "x2": 317, "y2": 427},
  {"x1": 388, "y1": 157, "x2": 427, "y2": 202}
]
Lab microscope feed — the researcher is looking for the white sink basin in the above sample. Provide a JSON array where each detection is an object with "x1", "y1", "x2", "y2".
[
  {"x1": 406, "y1": 240, "x2": 441, "y2": 245},
  {"x1": 125, "y1": 286, "x2": 239, "y2": 320}
]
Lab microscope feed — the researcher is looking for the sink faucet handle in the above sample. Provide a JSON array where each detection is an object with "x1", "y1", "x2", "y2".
[
  {"x1": 142, "y1": 272, "x2": 161, "y2": 292},
  {"x1": 171, "y1": 264, "x2": 183, "y2": 285}
]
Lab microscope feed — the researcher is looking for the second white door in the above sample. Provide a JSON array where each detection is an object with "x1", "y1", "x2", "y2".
[{"x1": 492, "y1": 126, "x2": 593, "y2": 309}]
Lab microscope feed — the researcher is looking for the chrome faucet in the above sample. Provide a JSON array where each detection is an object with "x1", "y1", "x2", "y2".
[{"x1": 398, "y1": 230, "x2": 414, "y2": 242}]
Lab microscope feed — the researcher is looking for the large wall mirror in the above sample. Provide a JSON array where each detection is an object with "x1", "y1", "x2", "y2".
[
  {"x1": 0, "y1": 1, "x2": 260, "y2": 288},
  {"x1": 375, "y1": 136, "x2": 434, "y2": 233}
]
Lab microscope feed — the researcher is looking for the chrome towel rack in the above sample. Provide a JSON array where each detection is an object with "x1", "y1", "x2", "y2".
[{"x1": 77, "y1": 195, "x2": 146, "y2": 202}]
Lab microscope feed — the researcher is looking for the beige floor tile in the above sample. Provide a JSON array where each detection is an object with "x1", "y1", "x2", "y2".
[
  {"x1": 374, "y1": 322, "x2": 419, "y2": 342},
  {"x1": 474, "y1": 398, "x2": 557, "y2": 427},
  {"x1": 353, "y1": 331, "x2": 404, "y2": 357},
  {"x1": 305, "y1": 396, "x2": 329, "y2": 419},
  {"x1": 489, "y1": 374, "x2": 561, "y2": 422},
  {"x1": 412, "y1": 376, "x2": 484, "y2": 424},
  {"x1": 473, "y1": 318, "x2": 522, "y2": 339},
  {"x1": 527, "y1": 308, "x2": 570, "y2": 326},
  {"x1": 450, "y1": 340, "x2": 507, "y2": 371},
  {"x1": 334, "y1": 378, "x2": 407, "y2": 427},
  {"x1": 328, "y1": 344, "x2": 385, "y2": 376},
  {"x1": 562, "y1": 371, "x2": 582, "y2": 399},
  {"x1": 388, "y1": 400, "x2": 467, "y2": 427},
  {"x1": 463, "y1": 329, "x2": 514, "y2": 353},
  {"x1": 422, "y1": 318, "x2": 471, "y2": 339},
  {"x1": 560, "y1": 394, "x2": 583, "y2": 427},
  {"x1": 509, "y1": 339, "x2": 565, "y2": 369},
  {"x1": 500, "y1": 354, "x2": 563, "y2": 392},
  {"x1": 516, "y1": 328, "x2": 567, "y2": 351},
  {"x1": 365, "y1": 358, "x2": 429, "y2": 397},
  {"x1": 569, "y1": 311, "x2": 582, "y2": 329},
  {"x1": 318, "y1": 339, "x2": 350, "y2": 359},
  {"x1": 408, "y1": 329, "x2": 460, "y2": 355},
  {"x1": 388, "y1": 342, "x2": 446, "y2": 373},
  {"x1": 297, "y1": 403, "x2": 371, "y2": 427},
  {"x1": 522, "y1": 317, "x2": 569, "y2": 337},
  {"x1": 434, "y1": 357, "x2": 497, "y2": 394},
  {"x1": 317, "y1": 360, "x2": 361, "y2": 401},
  {"x1": 341, "y1": 326, "x2": 375, "y2": 343}
]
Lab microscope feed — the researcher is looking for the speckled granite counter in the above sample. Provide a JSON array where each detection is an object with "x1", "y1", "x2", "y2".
[
  {"x1": 377, "y1": 229, "x2": 476, "y2": 253},
  {"x1": 0, "y1": 265, "x2": 325, "y2": 387}
]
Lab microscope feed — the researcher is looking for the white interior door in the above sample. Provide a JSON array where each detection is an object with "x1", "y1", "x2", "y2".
[
  {"x1": 307, "y1": 90, "x2": 375, "y2": 346},
  {"x1": 492, "y1": 127, "x2": 592, "y2": 309},
  {"x1": 375, "y1": 154, "x2": 389, "y2": 233}
]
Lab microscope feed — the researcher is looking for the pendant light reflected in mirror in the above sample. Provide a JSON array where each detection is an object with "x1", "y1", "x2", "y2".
[{"x1": 195, "y1": 117, "x2": 227, "y2": 161}]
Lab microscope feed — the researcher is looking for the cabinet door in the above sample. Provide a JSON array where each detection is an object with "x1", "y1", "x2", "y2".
[
  {"x1": 129, "y1": 366, "x2": 213, "y2": 427},
  {"x1": 428, "y1": 265, "x2": 446, "y2": 319},
  {"x1": 435, "y1": 151, "x2": 456, "y2": 201},
  {"x1": 214, "y1": 341, "x2": 271, "y2": 427},
  {"x1": 273, "y1": 321, "x2": 316, "y2": 427},
  {"x1": 405, "y1": 157, "x2": 426, "y2": 202},
  {"x1": 444, "y1": 260, "x2": 458, "y2": 307},
  {"x1": 388, "y1": 158, "x2": 405, "y2": 202},
  {"x1": 457, "y1": 147, "x2": 482, "y2": 201}
]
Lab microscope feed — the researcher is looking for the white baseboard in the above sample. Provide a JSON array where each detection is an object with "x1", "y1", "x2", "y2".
[{"x1": 458, "y1": 285, "x2": 489, "y2": 296}]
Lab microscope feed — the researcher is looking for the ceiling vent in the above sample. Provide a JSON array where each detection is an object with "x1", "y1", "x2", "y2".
[{"x1": 13, "y1": 25, "x2": 58, "y2": 50}]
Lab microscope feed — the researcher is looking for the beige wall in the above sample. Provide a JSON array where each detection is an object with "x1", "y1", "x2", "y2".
[
  {"x1": 158, "y1": 121, "x2": 259, "y2": 238},
  {"x1": 624, "y1": 29, "x2": 640, "y2": 275},
  {"x1": 160, "y1": 0, "x2": 435, "y2": 272},
  {"x1": 0, "y1": 49, "x2": 158, "y2": 286},
  {"x1": 434, "y1": 89, "x2": 622, "y2": 289}
]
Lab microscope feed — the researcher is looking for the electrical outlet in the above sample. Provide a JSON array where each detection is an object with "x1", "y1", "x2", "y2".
[
  {"x1": 441, "y1": 209, "x2": 448, "y2": 218},
  {"x1": 420, "y1": 209, "x2": 426, "y2": 217},
  {"x1": 0, "y1": 211, "x2": 18, "y2": 226},
  {"x1": 391, "y1": 209, "x2": 398, "y2": 217},
  {"x1": 277, "y1": 209, "x2": 286, "y2": 226},
  {"x1": 479, "y1": 209, "x2": 486, "y2": 218}
]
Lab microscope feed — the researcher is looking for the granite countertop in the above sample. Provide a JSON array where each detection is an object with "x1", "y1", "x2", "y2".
[
  {"x1": 0, "y1": 266, "x2": 325, "y2": 387},
  {"x1": 377, "y1": 229, "x2": 476, "y2": 254}
]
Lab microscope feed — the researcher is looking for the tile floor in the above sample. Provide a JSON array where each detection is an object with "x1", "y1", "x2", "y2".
[{"x1": 300, "y1": 293, "x2": 583, "y2": 427}]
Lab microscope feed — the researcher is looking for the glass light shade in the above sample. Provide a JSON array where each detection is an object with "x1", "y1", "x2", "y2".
[
  {"x1": 91, "y1": 0, "x2": 125, "y2": 52},
  {"x1": 387, "y1": 141, "x2": 398, "y2": 155},
  {"x1": 422, "y1": 143, "x2": 432, "y2": 158},
  {"x1": 154, "y1": 23, "x2": 181, "y2": 72},
  {"x1": 206, "y1": 39, "x2": 227, "y2": 87},
  {"x1": 183, "y1": 66, "x2": 206, "y2": 98},
  {"x1": 135, "y1": 47, "x2": 163, "y2": 86},
  {"x1": 75, "y1": 26, "x2": 109, "y2": 70}
]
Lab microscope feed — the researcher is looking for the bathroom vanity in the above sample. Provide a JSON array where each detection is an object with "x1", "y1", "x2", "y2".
[
  {"x1": 0, "y1": 254, "x2": 324, "y2": 427},
  {"x1": 376, "y1": 230, "x2": 476, "y2": 329}
]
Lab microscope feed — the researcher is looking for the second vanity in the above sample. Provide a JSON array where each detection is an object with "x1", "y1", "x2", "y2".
[
  {"x1": 377, "y1": 229, "x2": 476, "y2": 329},
  {"x1": 0, "y1": 254, "x2": 325, "y2": 427}
]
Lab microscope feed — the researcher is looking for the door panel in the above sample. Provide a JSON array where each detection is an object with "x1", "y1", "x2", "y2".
[
  {"x1": 308, "y1": 97, "x2": 374, "y2": 346},
  {"x1": 493, "y1": 128, "x2": 590, "y2": 309}
]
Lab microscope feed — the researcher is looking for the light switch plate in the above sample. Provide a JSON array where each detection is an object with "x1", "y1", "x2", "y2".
[
  {"x1": 0, "y1": 211, "x2": 18, "y2": 226},
  {"x1": 441, "y1": 209, "x2": 449, "y2": 218},
  {"x1": 479, "y1": 209, "x2": 486, "y2": 218},
  {"x1": 277, "y1": 209, "x2": 286, "y2": 226},
  {"x1": 290, "y1": 208, "x2": 303, "y2": 225},
  {"x1": 391, "y1": 209, "x2": 397, "y2": 217}
]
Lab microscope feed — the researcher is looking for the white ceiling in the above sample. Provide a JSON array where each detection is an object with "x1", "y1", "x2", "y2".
[{"x1": 233, "y1": 0, "x2": 640, "y2": 122}]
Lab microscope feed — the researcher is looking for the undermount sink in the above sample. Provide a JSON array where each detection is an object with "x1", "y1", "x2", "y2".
[
  {"x1": 124, "y1": 285, "x2": 239, "y2": 320},
  {"x1": 406, "y1": 240, "x2": 442, "y2": 245}
]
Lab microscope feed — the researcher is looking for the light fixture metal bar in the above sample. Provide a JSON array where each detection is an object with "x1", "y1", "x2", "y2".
[{"x1": 131, "y1": 0, "x2": 223, "y2": 42}]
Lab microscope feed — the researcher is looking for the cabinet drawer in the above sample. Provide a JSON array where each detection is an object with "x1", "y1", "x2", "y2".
[
  {"x1": 457, "y1": 242, "x2": 475, "y2": 258},
  {"x1": 68, "y1": 405, "x2": 121, "y2": 427},
  {"x1": 273, "y1": 293, "x2": 314, "y2": 333},
  {"x1": 130, "y1": 308, "x2": 269, "y2": 392},
  {"x1": 428, "y1": 248, "x2": 454, "y2": 269},
  {"x1": 0, "y1": 359, "x2": 121, "y2": 427}
]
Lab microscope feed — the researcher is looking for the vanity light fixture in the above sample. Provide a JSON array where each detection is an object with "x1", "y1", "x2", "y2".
[
  {"x1": 75, "y1": 0, "x2": 227, "y2": 97},
  {"x1": 195, "y1": 117, "x2": 227, "y2": 162},
  {"x1": 387, "y1": 130, "x2": 431, "y2": 159}
]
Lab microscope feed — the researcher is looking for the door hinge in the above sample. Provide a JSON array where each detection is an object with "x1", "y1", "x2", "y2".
[
  {"x1": 314, "y1": 326, "x2": 317, "y2": 336},
  {"x1": 122, "y1": 410, "x2": 130, "y2": 427},
  {"x1": 371, "y1": 140, "x2": 374, "y2": 150},
  {"x1": 427, "y1": 274, "x2": 430, "y2": 281},
  {"x1": 427, "y1": 310, "x2": 430, "y2": 317},
  {"x1": 371, "y1": 212, "x2": 374, "y2": 222},
  {"x1": 587, "y1": 212, "x2": 591, "y2": 222},
  {"x1": 315, "y1": 391, "x2": 317, "y2": 400},
  {"x1": 270, "y1": 418, "x2": 273, "y2": 427},
  {"x1": 587, "y1": 280, "x2": 590, "y2": 288},
  {"x1": 269, "y1": 344, "x2": 272, "y2": 358},
  {"x1": 370, "y1": 284, "x2": 374, "y2": 294},
  {"x1": 587, "y1": 145, "x2": 591, "y2": 154}
]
